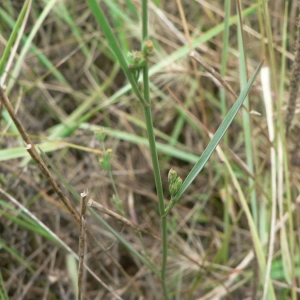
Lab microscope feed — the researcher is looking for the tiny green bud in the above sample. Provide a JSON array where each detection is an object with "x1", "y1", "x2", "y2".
[
  {"x1": 99, "y1": 157, "x2": 109, "y2": 171},
  {"x1": 99, "y1": 149, "x2": 113, "y2": 171},
  {"x1": 134, "y1": 51, "x2": 143, "y2": 63},
  {"x1": 127, "y1": 51, "x2": 146, "y2": 70},
  {"x1": 95, "y1": 128, "x2": 107, "y2": 142},
  {"x1": 174, "y1": 176, "x2": 183, "y2": 189},
  {"x1": 143, "y1": 39, "x2": 154, "y2": 57},
  {"x1": 169, "y1": 183, "x2": 178, "y2": 197},
  {"x1": 168, "y1": 168, "x2": 178, "y2": 185},
  {"x1": 127, "y1": 51, "x2": 136, "y2": 69},
  {"x1": 105, "y1": 148, "x2": 113, "y2": 158},
  {"x1": 169, "y1": 176, "x2": 182, "y2": 197}
]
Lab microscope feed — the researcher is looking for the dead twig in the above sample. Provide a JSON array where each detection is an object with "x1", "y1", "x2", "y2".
[
  {"x1": 0, "y1": 86, "x2": 80, "y2": 222},
  {"x1": 286, "y1": 6, "x2": 300, "y2": 136},
  {"x1": 78, "y1": 190, "x2": 88, "y2": 300},
  {"x1": 190, "y1": 50, "x2": 237, "y2": 98},
  {"x1": 88, "y1": 199, "x2": 161, "y2": 240}
]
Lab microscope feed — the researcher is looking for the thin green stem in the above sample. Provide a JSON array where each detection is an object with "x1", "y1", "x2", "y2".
[
  {"x1": 142, "y1": 0, "x2": 148, "y2": 40},
  {"x1": 0, "y1": 0, "x2": 31, "y2": 77},
  {"x1": 237, "y1": 7, "x2": 258, "y2": 227},
  {"x1": 218, "y1": 0, "x2": 231, "y2": 263},
  {"x1": 141, "y1": 0, "x2": 168, "y2": 297},
  {"x1": 142, "y1": 108, "x2": 164, "y2": 214},
  {"x1": 142, "y1": 105, "x2": 168, "y2": 298}
]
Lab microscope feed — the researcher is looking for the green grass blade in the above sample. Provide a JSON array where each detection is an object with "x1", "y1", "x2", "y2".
[
  {"x1": 6, "y1": 0, "x2": 59, "y2": 92},
  {"x1": 0, "y1": 7, "x2": 67, "y2": 84},
  {"x1": 86, "y1": 0, "x2": 148, "y2": 106},
  {"x1": 0, "y1": 129, "x2": 200, "y2": 163},
  {"x1": 0, "y1": 0, "x2": 31, "y2": 78},
  {"x1": 0, "y1": 141, "x2": 66, "y2": 161},
  {"x1": 237, "y1": 7, "x2": 258, "y2": 228},
  {"x1": 170, "y1": 60, "x2": 263, "y2": 206},
  {"x1": 0, "y1": 270, "x2": 9, "y2": 300},
  {"x1": 217, "y1": 0, "x2": 231, "y2": 264},
  {"x1": 0, "y1": 238, "x2": 34, "y2": 273},
  {"x1": 80, "y1": 124, "x2": 200, "y2": 163}
]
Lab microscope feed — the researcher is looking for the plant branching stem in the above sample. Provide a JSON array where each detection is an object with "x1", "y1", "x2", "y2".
[
  {"x1": 142, "y1": 105, "x2": 168, "y2": 298},
  {"x1": 141, "y1": 0, "x2": 168, "y2": 297}
]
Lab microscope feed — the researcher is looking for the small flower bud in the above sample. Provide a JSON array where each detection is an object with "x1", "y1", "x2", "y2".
[
  {"x1": 169, "y1": 176, "x2": 182, "y2": 198},
  {"x1": 168, "y1": 168, "x2": 178, "y2": 185},
  {"x1": 95, "y1": 128, "x2": 107, "y2": 142},
  {"x1": 169, "y1": 183, "x2": 178, "y2": 197},
  {"x1": 127, "y1": 51, "x2": 146, "y2": 70},
  {"x1": 143, "y1": 39, "x2": 154, "y2": 57},
  {"x1": 105, "y1": 148, "x2": 113, "y2": 157},
  {"x1": 99, "y1": 149, "x2": 113, "y2": 171},
  {"x1": 174, "y1": 177, "x2": 183, "y2": 190}
]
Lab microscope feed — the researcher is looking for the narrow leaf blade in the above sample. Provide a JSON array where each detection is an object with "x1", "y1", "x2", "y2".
[{"x1": 174, "y1": 60, "x2": 263, "y2": 202}]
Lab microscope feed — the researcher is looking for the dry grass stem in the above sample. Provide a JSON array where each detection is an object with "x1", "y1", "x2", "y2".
[
  {"x1": 0, "y1": 86, "x2": 80, "y2": 222},
  {"x1": 190, "y1": 50, "x2": 237, "y2": 98},
  {"x1": 87, "y1": 199, "x2": 161, "y2": 239},
  {"x1": 286, "y1": 4, "x2": 300, "y2": 136},
  {"x1": 78, "y1": 190, "x2": 88, "y2": 300}
]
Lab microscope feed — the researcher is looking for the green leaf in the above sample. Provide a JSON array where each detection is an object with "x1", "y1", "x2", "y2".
[
  {"x1": 166, "y1": 60, "x2": 264, "y2": 212},
  {"x1": 0, "y1": 0, "x2": 31, "y2": 77}
]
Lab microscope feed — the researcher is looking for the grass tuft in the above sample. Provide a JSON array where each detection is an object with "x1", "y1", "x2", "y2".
[{"x1": 1, "y1": 1, "x2": 299, "y2": 299}]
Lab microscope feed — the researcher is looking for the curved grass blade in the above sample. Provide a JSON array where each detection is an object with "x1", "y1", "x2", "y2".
[
  {"x1": 165, "y1": 59, "x2": 264, "y2": 215},
  {"x1": 0, "y1": 0, "x2": 31, "y2": 78},
  {"x1": 86, "y1": 0, "x2": 148, "y2": 107}
]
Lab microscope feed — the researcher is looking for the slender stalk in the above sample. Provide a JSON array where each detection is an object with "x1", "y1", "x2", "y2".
[
  {"x1": 285, "y1": 2, "x2": 300, "y2": 136},
  {"x1": 0, "y1": 0, "x2": 31, "y2": 77},
  {"x1": 141, "y1": 0, "x2": 168, "y2": 297},
  {"x1": 141, "y1": 0, "x2": 148, "y2": 44},
  {"x1": 220, "y1": 0, "x2": 231, "y2": 262},
  {"x1": 279, "y1": 3, "x2": 296, "y2": 298},
  {"x1": 78, "y1": 191, "x2": 88, "y2": 300},
  {"x1": 237, "y1": 1, "x2": 258, "y2": 228},
  {"x1": 143, "y1": 106, "x2": 168, "y2": 295}
]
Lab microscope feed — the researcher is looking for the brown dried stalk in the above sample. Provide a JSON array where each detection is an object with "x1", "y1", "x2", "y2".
[
  {"x1": 78, "y1": 191, "x2": 88, "y2": 300},
  {"x1": 190, "y1": 50, "x2": 237, "y2": 98},
  {"x1": 0, "y1": 86, "x2": 80, "y2": 222},
  {"x1": 286, "y1": 9, "x2": 300, "y2": 136},
  {"x1": 87, "y1": 199, "x2": 161, "y2": 240}
]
